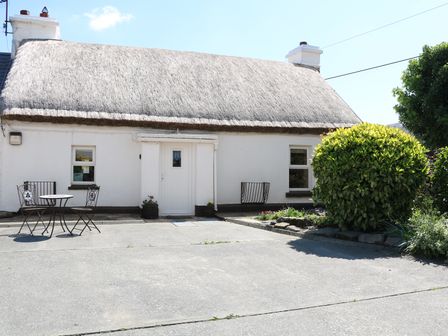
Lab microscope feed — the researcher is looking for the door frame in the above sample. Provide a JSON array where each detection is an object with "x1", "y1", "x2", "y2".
[
  {"x1": 137, "y1": 133, "x2": 219, "y2": 216},
  {"x1": 159, "y1": 142, "x2": 194, "y2": 216}
]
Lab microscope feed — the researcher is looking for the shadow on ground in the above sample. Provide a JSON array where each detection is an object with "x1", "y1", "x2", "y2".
[
  {"x1": 287, "y1": 236, "x2": 398, "y2": 260},
  {"x1": 13, "y1": 234, "x2": 51, "y2": 243}
]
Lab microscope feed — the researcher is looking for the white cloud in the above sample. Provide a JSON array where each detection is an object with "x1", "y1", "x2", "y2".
[{"x1": 85, "y1": 6, "x2": 133, "y2": 31}]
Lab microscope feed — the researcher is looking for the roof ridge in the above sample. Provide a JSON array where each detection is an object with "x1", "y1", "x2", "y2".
[{"x1": 22, "y1": 39, "x2": 297, "y2": 69}]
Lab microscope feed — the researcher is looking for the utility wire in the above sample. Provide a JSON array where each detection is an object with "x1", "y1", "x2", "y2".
[
  {"x1": 323, "y1": 2, "x2": 448, "y2": 49},
  {"x1": 325, "y1": 56, "x2": 419, "y2": 80}
]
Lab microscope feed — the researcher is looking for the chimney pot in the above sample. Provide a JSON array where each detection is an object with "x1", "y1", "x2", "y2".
[
  {"x1": 20, "y1": 10, "x2": 30, "y2": 16},
  {"x1": 40, "y1": 7, "x2": 49, "y2": 17},
  {"x1": 286, "y1": 41, "x2": 323, "y2": 71}
]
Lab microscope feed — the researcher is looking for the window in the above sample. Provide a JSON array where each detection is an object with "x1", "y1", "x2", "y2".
[
  {"x1": 289, "y1": 147, "x2": 310, "y2": 189},
  {"x1": 172, "y1": 150, "x2": 182, "y2": 167},
  {"x1": 72, "y1": 147, "x2": 95, "y2": 184}
]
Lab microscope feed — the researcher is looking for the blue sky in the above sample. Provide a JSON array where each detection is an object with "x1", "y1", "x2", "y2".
[{"x1": 2, "y1": 0, "x2": 447, "y2": 124}]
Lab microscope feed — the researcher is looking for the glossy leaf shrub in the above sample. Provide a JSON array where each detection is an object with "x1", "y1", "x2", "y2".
[
  {"x1": 432, "y1": 147, "x2": 448, "y2": 214},
  {"x1": 312, "y1": 123, "x2": 429, "y2": 231}
]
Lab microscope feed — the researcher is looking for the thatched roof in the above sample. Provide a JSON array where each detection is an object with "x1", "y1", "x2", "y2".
[{"x1": 0, "y1": 40, "x2": 360, "y2": 132}]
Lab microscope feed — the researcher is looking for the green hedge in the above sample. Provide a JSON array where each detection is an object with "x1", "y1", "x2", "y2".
[
  {"x1": 432, "y1": 147, "x2": 448, "y2": 214},
  {"x1": 312, "y1": 123, "x2": 429, "y2": 231}
]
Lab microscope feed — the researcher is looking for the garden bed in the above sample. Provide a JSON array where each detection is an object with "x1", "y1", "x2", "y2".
[{"x1": 253, "y1": 208, "x2": 403, "y2": 248}]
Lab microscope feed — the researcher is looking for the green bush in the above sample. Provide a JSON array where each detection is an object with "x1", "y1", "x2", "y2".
[
  {"x1": 432, "y1": 147, "x2": 448, "y2": 214},
  {"x1": 404, "y1": 210, "x2": 448, "y2": 260},
  {"x1": 312, "y1": 123, "x2": 429, "y2": 231}
]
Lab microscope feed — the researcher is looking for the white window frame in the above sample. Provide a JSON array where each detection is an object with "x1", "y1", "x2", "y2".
[
  {"x1": 289, "y1": 146, "x2": 311, "y2": 191},
  {"x1": 72, "y1": 146, "x2": 96, "y2": 185}
]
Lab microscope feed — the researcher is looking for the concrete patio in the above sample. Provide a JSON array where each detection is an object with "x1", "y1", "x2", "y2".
[{"x1": 1, "y1": 219, "x2": 447, "y2": 335}]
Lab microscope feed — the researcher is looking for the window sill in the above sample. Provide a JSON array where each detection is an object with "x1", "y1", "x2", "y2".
[
  {"x1": 285, "y1": 190, "x2": 312, "y2": 198},
  {"x1": 68, "y1": 184, "x2": 97, "y2": 190}
]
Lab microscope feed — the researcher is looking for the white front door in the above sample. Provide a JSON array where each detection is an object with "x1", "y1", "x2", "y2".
[{"x1": 160, "y1": 143, "x2": 193, "y2": 215}]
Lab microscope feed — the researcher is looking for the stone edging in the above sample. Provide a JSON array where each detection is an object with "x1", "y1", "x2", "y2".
[{"x1": 219, "y1": 215, "x2": 401, "y2": 250}]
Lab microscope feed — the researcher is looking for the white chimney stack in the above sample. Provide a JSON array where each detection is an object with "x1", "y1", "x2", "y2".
[
  {"x1": 10, "y1": 9, "x2": 60, "y2": 59},
  {"x1": 286, "y1": 41, "x2": 323, "y2": 71}
]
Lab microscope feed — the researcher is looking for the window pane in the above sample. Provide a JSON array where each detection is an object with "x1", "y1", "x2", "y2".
[
  {"x1": 173, "y1": 150, "x2": 181, "y2": 167},
  {"x1": 290, "y1": 148, "x2": 307, "y2": 165},
  {"x1": 73, "y1": 166, "x2": 95, "y2": 182},
  {"x1": 75, "y1": 149, "x2": 93, "y2": 162},
  {"x1": 289, "y1": 169, "x2": 308, "y2": 188}
]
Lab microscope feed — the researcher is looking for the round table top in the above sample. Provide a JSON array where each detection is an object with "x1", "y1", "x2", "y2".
[{"x1": 40, "y1": 194, "x2": 74, "y2": 200}]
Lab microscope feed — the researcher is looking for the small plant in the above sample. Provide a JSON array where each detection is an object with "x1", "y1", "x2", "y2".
[
  {"x1": 275, "y1": 207, "x2": 306, "y2": 218},
  {"x1": 195, "y1": 201, "x2": 216, "y2": 217},
  {"x1": 141, "y1": 195, "x2": 158, "y2": 219},
  {"x1": 224, "y1": 313, "x2": 240, "y2": 320},
  {"x1": 255, "y1": 208, "x2": 325, "y2": 227},
  {"x1": 404, "y1": 210, "x2": 448, "y2": 260},
  {"x1": 198, "y1": 240, "x2": 232, "y2": 245},
  {"x1": 142, "y1": 195, "x2": 157, "y2": 208},
  {"x1": 305, "y1": 213, "x2": 329, "y2": 227},
  {"x1": 256, "y1": 210, "x2": 275, "y2": 221}
]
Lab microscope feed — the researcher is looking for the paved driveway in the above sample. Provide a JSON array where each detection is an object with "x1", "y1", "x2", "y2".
[{"x1": 1, "y1": 220, "x2": 447, "y2": 335}]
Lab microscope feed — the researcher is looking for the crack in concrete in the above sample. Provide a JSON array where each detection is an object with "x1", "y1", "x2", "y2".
[
  {"x1": 59, "y1": 286, "x2": 448, "y2": 336},
  {"x1": 0, "y1": 238, "x2": 276, "y2": 254}
]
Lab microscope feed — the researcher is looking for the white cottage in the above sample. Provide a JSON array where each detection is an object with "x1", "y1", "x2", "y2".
[{"x1": 0, "y1": 13, "x2": 360, "y2": 215}]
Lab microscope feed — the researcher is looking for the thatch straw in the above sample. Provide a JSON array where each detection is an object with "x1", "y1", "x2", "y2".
[{"x1": 0, "y1": 40, "x2": 360, "y2": 130}]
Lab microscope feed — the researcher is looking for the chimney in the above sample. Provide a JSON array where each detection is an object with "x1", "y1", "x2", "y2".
[
  {"x1": 9, "y1": 8, "x2": 60, "y2": 59},
  {"x1": 286, "y1": 41, "x2": 323, "y2": 71}
]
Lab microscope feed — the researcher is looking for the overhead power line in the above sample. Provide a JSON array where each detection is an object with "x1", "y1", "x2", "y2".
[
  {"x1": 325, "y1": 56, "x2": 419, "y2": 80},
  {"x1": 323, "y1": 2, "x2": 448, "y2": 49}
]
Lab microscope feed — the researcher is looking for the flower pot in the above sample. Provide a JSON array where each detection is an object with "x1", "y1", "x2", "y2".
[
  {"x1": 141, "y1": 206, "x2": 158, "y2": 219},
  {"x1": 195, "y1": 205, "x2": 216, "y2": 217}
]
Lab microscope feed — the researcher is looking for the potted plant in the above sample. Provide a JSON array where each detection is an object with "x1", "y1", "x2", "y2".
[
  {"x1": 141, "y1": 195, "x2": 158, "y2": 219},
  {"x1": 195, "y1": 201, "x2": 216, "y2": 217}
]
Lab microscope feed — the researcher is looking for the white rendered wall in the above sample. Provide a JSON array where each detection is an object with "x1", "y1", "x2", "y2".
[
  {"x1": 140, "y1": 142, "x2": 160, "y2": 205},
  {"x1": 195, "y1": 143, "x2": 214, "y2": 206},
  {"x1": 0, "y1": 121, "x2": 321, "y2": 211},
  {"x1": 0, "y1": 122, "x2": 141, "y2": 211},
  {"x1": 216, "y1": 132, "x2": 321, "y2": 205}
]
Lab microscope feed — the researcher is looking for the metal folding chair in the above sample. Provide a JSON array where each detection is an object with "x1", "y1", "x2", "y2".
[
  {"x1": 70, "y1": 185, "x2": 100, "y2": 235},
  {"x1": 16, "y1": 184, "x2": 48, "y2": 235}
]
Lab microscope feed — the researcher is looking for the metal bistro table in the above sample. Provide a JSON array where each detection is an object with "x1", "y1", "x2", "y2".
[{"x1": 40, "y1": 194, "x2": 74, "y2": 237}]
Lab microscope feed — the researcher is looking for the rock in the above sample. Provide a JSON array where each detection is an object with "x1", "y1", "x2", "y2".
[
  {"x1": 358, "y1": 233, "x2": 385, "y2": 244},
  {"x1": 384, "y1": 236, "x2": 403, "y2": 247},
  {"x1": 310, "y1": 207, "x2": 326, "y2": 216},
  {"x1": 335, "y1": 230, "x2": 359, "y2": 241},
  {"x1": 276, "y1": 217, "x2": 311, "y2": 228},
  {"x1": 274, "y1": 222, "x2": 290, "y2": 229},
  {"x1": 312, "y1": 227, "x2": 339, "y2": 237},
  {"x1": 287, "y1": 225, "x2": 302, "y2": 232}
]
